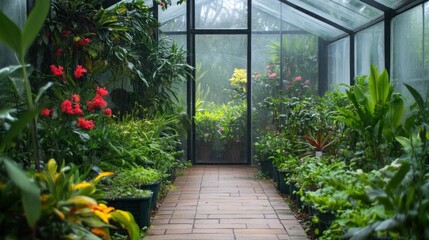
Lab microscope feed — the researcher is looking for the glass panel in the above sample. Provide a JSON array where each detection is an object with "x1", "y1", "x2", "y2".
[
  {"x1": 281, "y1": 4, "x2": 346, "y2": 41},
  {"x1": 375, "y1": 0, "x2": 414, "y2": 9},
  {"x1": 195, "y1": 35, "x2": 247, "y2": 163},
  {"x1": 425, "y1": 3, "x2": 429, "y2": 80},
  {"x1": 161, "y1": 34, "x2": 188, "y2": 162},
  {"x1": 252, "y1": 0, "x2": 280, "y2": 31},
  {"x1": 391, "y1": 5, "x2": 425, "y2": 104},
  {"x1": 195, "y1": 0, "x2": 247, "y2": 29},
  {"x1": 327, "y1": 37, "x2": 350, "y2": 91},
  {"x1": 0, "y1": 0, "x2": 26, "y2": 68},
  {"x1": 159, "y1": 3, "x2": 186, "y2": 31},
  {"x1": 355, "y1": 22, "x2": 385, "y2": 77},
  {"x1": 288, "y1": 0, "x2": 383, "y2": 30}
]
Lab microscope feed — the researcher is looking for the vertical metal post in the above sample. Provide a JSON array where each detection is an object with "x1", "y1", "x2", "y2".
[
  {"x1": 384, "y1": 11, "x2": 392, "y2": 75},
  {"x1": 187, "y1": 0, "x2": 196, "y2": 164},
  {"x1": 350, "y1": 34, "x2": 355, "y2": 85},
  {"x1": 246, "y1": 0, "x2": 252, "y2": 165}
]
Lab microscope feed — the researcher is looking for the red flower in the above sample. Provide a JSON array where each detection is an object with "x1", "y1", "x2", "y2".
[
  {"x1": 50, "y1": 65, "x2": 64, "y2": 77},
  {"x1": 61, "y1": 99, "x2": 74, "y2": 115},
  {"x1": 159, "y1": 1, "x2": 165, "y2": 6},
  {"x1": 87, "y1": 95, "x2": 107, "y2": 111},
  {"x1": 62, "y1": 29, "x2": 72, "y2": 39},
  {"x1": 103, "y1": 108, "x2": 112, "y2": 117},
  {"x1": 76, "y1": 38, "x2": 91, "y2": 46},
  {"x1": 40, "y1": 108, "x2": 52, "y2": 117},
  {"x1": 72, "y1": 94, "x2": 80, "y2": 103},
  {"x1": 54, "y1": 48, "x2": 63, "y2": 57},
  {"x1": 73, "y1": 103, "x2": 84, "y2": 115},
  {"x1": 77, "y1": 118, "x2": 94, "y2": 130},
  {"x1": 74, "y1": 65, "x2": 87, "y2": 79},
  {"x1": 96, "y1": 87, "x2": 108, "y2": 97}
]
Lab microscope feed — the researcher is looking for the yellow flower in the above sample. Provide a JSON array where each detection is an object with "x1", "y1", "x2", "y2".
[
  {"x1": 92, "y1": 204, "x2": 115, "y2": 224},
  {"x1": 91, "y1": 227, "x2": 109, "y2": 239}
]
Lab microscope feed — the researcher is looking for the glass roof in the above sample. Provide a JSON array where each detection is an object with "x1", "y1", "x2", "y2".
[
  {"x1": 287, "y1": 0, "x2": 383, "y2": 31},
  {"x1": 157, "y1": 0, "x2": 422, "y2": 41},
  {"x1": 374, "y1": 0, "x2": 414, "y2": 9}
]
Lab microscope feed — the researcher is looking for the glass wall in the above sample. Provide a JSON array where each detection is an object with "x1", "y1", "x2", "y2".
[
  {"x1": 355, "y1": 22, "x2": 385, "y2": 77},
  {"x1": 327, "y1": 37, "x2": 350, "y2": 91},
  {"x1": 391, "y1": 4, "x2": 428, "y2": 105},
  {"x1": 159, "y1": 4, "x2": 188, "y2": 161},
  {"x1": 0, "y1": 0, "x2": 26, "y2": 68},
  {"x1": 195, "y1": 35, "x2": 248, "y2": 163},
  {"x1": 195, "y1": 0, "x2": 248, "y2": 29}
]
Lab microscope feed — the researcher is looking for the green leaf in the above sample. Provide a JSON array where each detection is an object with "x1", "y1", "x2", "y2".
[
  {"x1": 404, "y1": 83, "x2": 425, "y2": 111},
  {"x1": 386, "y1": 161, "x2": 410, "y2": 193},
  {"x1": 374, "y1": 217, "x2": 400, "y2": 231},
  {"x1": 2, "y1": 157, "x2": 41, "y2": 227},
  {"x1": 0, "y1": 12, "x2": 22, "y2": 57},
  {"x1": 0, "y1": 65, "x2": 21, "y2": 80},
  {"x1": 0, "y1": 108, "x2": 17, "y2": 121},
  {"x1": 110, "y1": 210, "x2": 140, "y2": 240},
  {"x1": 22, "y1": 0, "x2": 50, "y2": 54},
  {"x1": 35, "y1": 82, "x2": 53, "y2": 103},
  {"x1": 0, "y1": 109, "x2": 39, "y2": 152}
]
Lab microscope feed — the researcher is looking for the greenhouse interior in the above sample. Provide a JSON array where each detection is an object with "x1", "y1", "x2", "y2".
[{"x1": 0, "y1": 0, "x2": 428, "y2": 239}]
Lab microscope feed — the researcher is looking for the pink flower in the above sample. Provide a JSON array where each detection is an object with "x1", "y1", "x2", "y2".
[
  {"x1": 61, "y1": 99, "x2": 74, "y2": 115},
  {"x1": 50, "y1": 65, "x2": 64, "y2": 77},
  {"x1": 73, "y1": 103, "x2": 84, "y2": 115},
  {"x1": 103, "y1": 108, "x2": 112, "y2": 117},
  {"x1": 269, "y1": 73, "x2": 277, "y2": 79},
  {"x1": 253, "y1": 73, "x2": 260, "y2": 78},
  {"x1": 294, "y1": 76, "x2": 302, "y2": 81},
  {"x1": 87, "y1": 95, "x2": 107, "y2": 111},
  {"x1": 304, "y1": 80, "x2": 310, "y2": 84},
  {"x1": 72, "y1": 94, "x2": 80, "y2": 103},
  {"x1": 77, "y1": 118, "x2": 94, "y2": 130},
  {"x1": 76, "y1": 38, "x2": 91, "y2": 46},
  {"x1": 73, "y1": 65, "x2": 87, "y2": 79},
  {"x1": 40, "y1": 108, "x2": 52, "y2": 117},
  {"x1": 96, "y1": 87, "x2": 108, "y2": 97}
]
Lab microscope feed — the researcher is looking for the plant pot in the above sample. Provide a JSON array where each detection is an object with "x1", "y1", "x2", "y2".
[
  {"x1": 225, "y1": 141, "x2": 243, "y2": 162},
  {"x1": 315, "y1": 150, "x2": 323, "y2": 158},
  {"x1": 259, "y1": 158, "x2": 273, "y2": 175},
  {"x1": 272, "y1": 166, "x2": 278, "y2": 182},
  {"x1": 277, "y1": 170, "x2": 290, "y2": 194},
  {"x1": 139, "y1": 181, "x2": 161, "y2": 210},
  {"x1": 196, "y1": 141, "x2": 212, "y2": 162},
  {"x1": 108, "y1": 196, "x2": 152, "y2": 229}
]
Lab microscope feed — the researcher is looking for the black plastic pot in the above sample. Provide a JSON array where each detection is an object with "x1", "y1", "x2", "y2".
[
  {"x1": 259, "y1": 159, "x2": 273, "y2": 176},
  {"x1": 272, "y1": 166, "x2": 278, "y2": 182},
  {"x1": 108, "y1": 196, "x2": 152, "y2": 229},
  {"x1": 139, "y1": 181, "x2": 161, "y2": 210},
  {"x1": 277, "y1": 170, "x2": 290, "y2": 194}
]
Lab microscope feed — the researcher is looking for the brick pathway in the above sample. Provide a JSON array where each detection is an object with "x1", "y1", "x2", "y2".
[{"x1": 145, "y1": 165, "x2": 308, "y2": 240}]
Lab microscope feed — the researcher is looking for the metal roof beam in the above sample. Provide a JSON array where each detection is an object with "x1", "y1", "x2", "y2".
[{"x1": 278, "y1": 0, "x2": 353, "y2": 35}]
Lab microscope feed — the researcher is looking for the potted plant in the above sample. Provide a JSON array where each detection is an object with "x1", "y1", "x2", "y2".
[
  {"x1": 106, "y1": 170, "x2": 154, "y2": 229},
  {"x1": 121, "y1": 166, "x2": 163, "y2": 210},
  {"x1": 303, "y1": 128, "x2": 339, "y2": 158},
  {"x1": 195, "y1": 109, "x2": 221, "y2": 162},
  {"x1": 219, "y1": 103, "x2": 246, "y2": 162}
]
